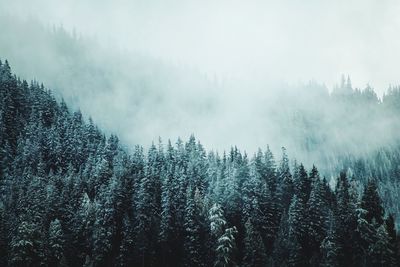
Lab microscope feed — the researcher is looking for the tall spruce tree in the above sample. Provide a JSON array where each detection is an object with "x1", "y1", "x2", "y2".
[
  {"x1": 361, "y1": 179, "x2": 384, "y2": 225},
  {"x1": 242, "y1": 218, "x2": 267, "y2": 267},
  {"x1": 288, "y1": 194, "x2": 307, "y2": 266}
]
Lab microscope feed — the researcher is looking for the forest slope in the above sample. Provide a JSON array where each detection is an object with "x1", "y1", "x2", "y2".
[{"x1": 1, "y1": 60, "x2": 399, "y2": 266}]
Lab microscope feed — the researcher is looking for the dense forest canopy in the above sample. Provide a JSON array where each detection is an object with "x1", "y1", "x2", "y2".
[
  {"x1": 2, "y1": 1, "x2": 400, "y2": 266},
  {"x1": 1, "y1": 60, "x2": 399, "y2": 266}
]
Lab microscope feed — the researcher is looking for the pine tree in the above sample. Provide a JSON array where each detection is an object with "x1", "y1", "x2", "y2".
[
  {"x1": 48, "y1": 219, "x2": 65, "y2": 266},
  {"x1": 158, "y1": 168, "x2": 174, "y2": 266},
  {"x1": 70, "y1": 192, "x2": 96, "y2": 266},
  {"x1": 264, "y1": 145, "x2": 277, "y2": 193},
  {"x1": 277, "y1": 147, "x2": 294, "y2": 212},
  {"x1": 134, "y1": 144, "x2": 162, "y2": 266},
  {"x1": 0, "y1": 202, "x2": 7, "y2": 266},
  {"x1": 307, "y1": 174, "x2": 328, "y2": 263},
  {"x1": 287, "y1": 194, "x2": 307, "y2": 267},
  {"x1": 334, "y1": 172, "x2": 358, "y2": 266},
  {"x1": 355, "y1": 207, "x2": 376, "y2": 266},
  {"x1": 242, "y1": 218, "x2": 267, "y2": 267},
  {"x1": 9, "y1": 221, "x2": 43, "y2": 266},
  {"x1": 271, "y1": 211, "x2": 289, "y2": 266},
  {"x1": 92, "y1": 184, "x2": 117, "y2": 266},
  {"x1": 221, "y1": 151, "x2": 242, "y2": 232},
  {"x1": 361, "y1": 179, "x2": 384, "y2": 225},
  {"x1": 369, "y1": 224, "x2": 391, "y2": 267},
  {"x1": 116, "y1": 214, "x2": 135, "y2": 267},
  {"x1": 183, "y1": 188, "x2": 205, "y2": 267},
  {"x1": 214, "y1": 227, "x2": 238, "y2": 267},
  {"x1": 209, "y1": 204, "x2": 227, "y2": 239},
  {"x1": 209, "y1": 203, "x2": 227, "y2": 265},
  {"x1": 241, "y1": 163, "x2": 259, "y2": 224},
  {"x1": 320, "y1": 216, "x2": 339, "y2": 267},
  {"x1": 384, "y1": 214, "x2": 398, "y2": 267},
  {"x1": 293, "y1": 164, "x2": 311, "y2": 204}
]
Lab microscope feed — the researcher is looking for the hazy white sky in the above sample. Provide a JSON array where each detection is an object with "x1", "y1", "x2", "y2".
[{"x1": 3, "y1": 0, "x2": 400, "y2": 94}]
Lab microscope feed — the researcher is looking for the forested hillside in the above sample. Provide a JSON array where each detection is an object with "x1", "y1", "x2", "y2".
[
  {"x1": 0, "y1": 14, "x2": 220, "y2": 148},
  {"x1": 2, "y1": 14, "x2": 400, "y2": 165},
  {"x1": 1, "y1": 60, "x2": 400, "y2": 267}
]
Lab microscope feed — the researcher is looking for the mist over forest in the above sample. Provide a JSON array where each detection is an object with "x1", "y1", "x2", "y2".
[
  {"x1": 1, "y1": 13, "x2": 400, "y2": 172},
  {"x1": 1, "y1": 1, "x2": 400, "y2": 266}
]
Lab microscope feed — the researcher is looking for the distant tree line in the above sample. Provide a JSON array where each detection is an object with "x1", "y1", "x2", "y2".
[{"x1": 0, "y1": 60, "x2": 399, "y2": 266}]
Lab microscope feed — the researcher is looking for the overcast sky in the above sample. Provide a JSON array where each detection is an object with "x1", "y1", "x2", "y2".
[{"x1": 2, "y1": 0, "x2": 400, "y2": 95}]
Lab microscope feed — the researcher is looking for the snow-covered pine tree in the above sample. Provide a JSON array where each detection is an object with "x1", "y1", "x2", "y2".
[
  {"x1": 242, "y1": 218, "x2": 267, "y2": 267},
  {"x1": 47, "y1": 218, "x2": 65, "y2": 266},
  {"x1": 214, "y1": 226, "x2": 238, "y2": 267}
]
